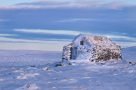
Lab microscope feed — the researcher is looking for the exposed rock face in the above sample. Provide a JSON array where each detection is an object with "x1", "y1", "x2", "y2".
[{"x1": 62, "y1": 34, "x2": 122, "y2": 62}]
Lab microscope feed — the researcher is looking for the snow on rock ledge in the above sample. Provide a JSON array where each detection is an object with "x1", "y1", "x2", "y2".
[{"x1": 62, "y1": 34, "x2": 122, "y2": 63}]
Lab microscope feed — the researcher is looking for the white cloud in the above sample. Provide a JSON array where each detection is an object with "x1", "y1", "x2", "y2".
[
  {"x1": 0, "y1": 36, "x2": 70, "y2": 43},
  {"x1": 57, "y1": 18, "x2": 136, "y2": 23},
  {"x1": 0, "y1": 34, "x2": 17, "y2": 37},
  {"x1": 57, "y1": 18, "x2": 97, "y2": 23},
  {"x1": 0, "y1": 0, "x2": 129, "y2": 10},
  {"x1": 0, "y1": 35, "x2": 135, "y2": 51},
  {"x1": 116, "y1": 41, "x2": 136, "y2": 48},
  {"x1": 14, "y1": 29, "x2": 82, "y2": 36},
  {"x1": 0, "y1": 37, "x2": 70, "y2": 51},
  {"x1": 0, "y1": 29, "x2": 135, "y2": 51},
  {"x1": 105, "y1": 35, "x2": 136, "y2": 41},
  {"x1": 15, "y1": 28, "x2": 136, "y2": 42},
  {"x1": 0, "y1": 31, "x2": 136, "y2": 51}
]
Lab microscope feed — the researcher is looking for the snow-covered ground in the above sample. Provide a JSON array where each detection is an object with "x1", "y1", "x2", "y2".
[
  {"x1": 122, "y1": 46, "x2": 136, "y2": 62},
  {"x1": 0, "y1": 47, "x2": 136, "y2": 90},
  {"x1": 0, "y1": 50, "x2": 61, "y2": 66}
]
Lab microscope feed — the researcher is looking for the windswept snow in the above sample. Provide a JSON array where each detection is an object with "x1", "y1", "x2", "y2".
[
  {"x1": 0, "y1": 47, "x2": 136, "y2": 90},
  {"x1": 122, "y1": 46, "x2": 136, "y2": 62},
  {"x1": 16, "y1": 83, "x2": 40, "y2": 90},
  {"x1": 0, "y1": 50, "x2": 61, "y2": 66}
]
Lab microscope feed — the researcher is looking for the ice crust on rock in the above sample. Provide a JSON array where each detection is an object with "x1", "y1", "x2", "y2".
[{"x1": 62, "y1": 34, "x2": 122, "y2": 63}]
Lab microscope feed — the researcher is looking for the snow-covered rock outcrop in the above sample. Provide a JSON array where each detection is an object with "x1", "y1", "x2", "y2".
[{"x1": 62, "y1": 34, "x2": 122, "y2": 63}]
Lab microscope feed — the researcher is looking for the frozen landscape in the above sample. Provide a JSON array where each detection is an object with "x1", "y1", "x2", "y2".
[
  {"x1": 0, "y1": 0, "x2": 136, "y2": 90},
  {"x1": 0, "y1": 47, "x2": 136, "y2": 90}
]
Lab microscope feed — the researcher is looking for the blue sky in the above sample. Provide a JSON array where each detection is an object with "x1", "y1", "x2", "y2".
[{"x1": 0, "y1": 0, "x2": 136, "y2": 51}]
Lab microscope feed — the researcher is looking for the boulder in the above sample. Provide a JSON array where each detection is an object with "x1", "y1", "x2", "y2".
[{"x1": 62, "y1": 34, "x2": 122, "y2": 63}]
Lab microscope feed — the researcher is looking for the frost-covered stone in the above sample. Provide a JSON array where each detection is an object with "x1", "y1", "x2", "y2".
[{"x1": 62, "y1": 34, "x2": 122, "y2": 62}]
